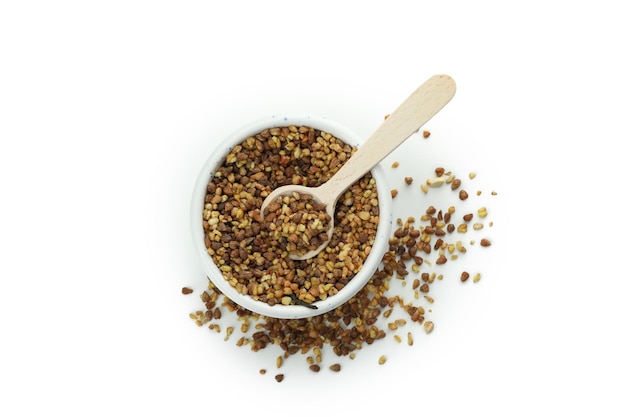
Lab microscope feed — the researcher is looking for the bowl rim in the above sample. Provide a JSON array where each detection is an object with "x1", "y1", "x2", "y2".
[{"x1": 190, "y1": 114, "x2": 393, "y2": 319}]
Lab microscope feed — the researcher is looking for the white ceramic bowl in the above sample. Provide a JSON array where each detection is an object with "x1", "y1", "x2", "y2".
[{"x1": 191, "y1": 114, "x2": 393, "y2": 319}]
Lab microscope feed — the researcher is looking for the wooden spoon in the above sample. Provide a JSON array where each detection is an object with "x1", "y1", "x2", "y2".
[{"x1": 261, "y1": 74, "x2": 457, "y2": 260}]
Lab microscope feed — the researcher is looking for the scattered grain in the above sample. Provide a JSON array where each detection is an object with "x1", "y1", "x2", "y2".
[
  {"x1": 427, "y1": 177, "x2": 445, "y2": 188},
  {"x1": 224, "y1": 326, "x2": 234, "y2": 341},
  {"x1": 424, "y1": 321, "x2": 434, "y2": 334}
]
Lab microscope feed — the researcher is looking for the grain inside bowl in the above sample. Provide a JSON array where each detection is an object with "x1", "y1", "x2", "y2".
[{"x1": 202, "y1": 125, "x2": 380, "y2": 308}]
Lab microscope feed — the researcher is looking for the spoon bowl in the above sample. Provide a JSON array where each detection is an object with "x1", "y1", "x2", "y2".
[{"x1": 260, "y1": 183, "x2": 337, "y2": 260}]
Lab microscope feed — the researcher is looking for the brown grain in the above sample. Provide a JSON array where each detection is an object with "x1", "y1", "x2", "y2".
[{"x1": 329, "y1": 364, "x2": 341, "y2": 372}]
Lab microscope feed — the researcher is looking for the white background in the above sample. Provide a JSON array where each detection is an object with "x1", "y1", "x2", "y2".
[{"x1": 1, "y1": 1, "x2": 624, "y2": 415}]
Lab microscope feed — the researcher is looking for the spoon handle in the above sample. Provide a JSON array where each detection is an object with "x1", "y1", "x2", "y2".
[{"x1": 319, "y1": 74, "x2": 456, "y2": 202}]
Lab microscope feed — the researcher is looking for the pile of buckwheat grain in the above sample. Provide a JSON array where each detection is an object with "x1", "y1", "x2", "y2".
[
  {"x1": 201, "y1": 125, "x2": 379, "y2": 307},
  {"x1": 186, "y1": 127, "x2": 496, "y2": 382}
]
